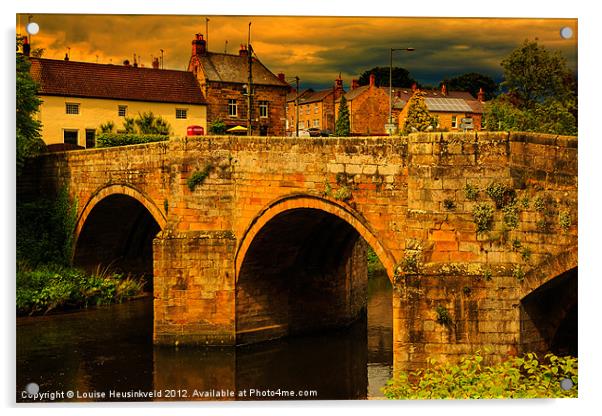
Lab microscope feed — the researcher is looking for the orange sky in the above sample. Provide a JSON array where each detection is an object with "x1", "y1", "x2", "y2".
[{"x1": 17, "y1": 14, "x2": 577, "y2": 89}]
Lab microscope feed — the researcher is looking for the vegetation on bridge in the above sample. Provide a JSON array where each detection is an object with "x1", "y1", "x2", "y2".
[
  {"x1": 96, "y1": 133, "x2": 168, "y2": 148},
  {"x1": 383, "y1": 352, "x2": 577, "y2": 399}
]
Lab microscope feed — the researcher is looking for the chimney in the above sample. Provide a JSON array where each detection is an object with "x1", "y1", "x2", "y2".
[
  {"x1": 477, "y1": 87, "x2": 485, "y2": 102},
  {"x1": 411, "y1": 82, "x2": 417, "y2": 92},
  {"x1": 152, "y1": 57, "x2": 160, "y2": 69},
  {"x1": 64, "y1": 53, "x2": 69, "y2": 61},
  {"x1": 277, "y1": 72, "x2": 286, "y2": 82},
  {"x1": 191, "y1": 33, "x2": 207, "y2": 56},
  {"x1": 123, "y1": 59, "x2": 130, "y2": 66},
  {"x1": 369, "y1": 73, "x2": 376, "y2": 88},
  {"x1": 441, "y1": 84, "x2": 447, "y2": 96},
  {"x1": 334, "y1": 73, "x2": 344, "y2": 90},
  {"x1": 239, "y1": 44, "x2": 248, "y2": 57},
  {"x1": 351, "y1": 79, "x2": 359, "y2": 90},
  {"x1": 22, "y1": 37, "x2": 30, "y2": 56}
]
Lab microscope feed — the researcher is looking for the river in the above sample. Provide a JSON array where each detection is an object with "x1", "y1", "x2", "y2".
[{"x1": 16, "y1": 270, "x2": 392, "y2": 402}]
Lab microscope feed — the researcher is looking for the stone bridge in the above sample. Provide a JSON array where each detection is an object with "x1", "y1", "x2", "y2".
[{"x1": 21, "y1": 132, "x2": 578, "y2": 372}]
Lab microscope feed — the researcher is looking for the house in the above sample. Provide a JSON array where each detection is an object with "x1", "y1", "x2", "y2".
[
  {"x1": 334, "y1": 74, "x2": 392, "y2": 136},
  {"x1": 29, "y1": 56, "x2": 207, "y2": 148},
  {"x1": 285, "y1": 75, "x2": 345, "y2": 136},
  {"x1": 398, "y1": 85, "x2": 485, "y2": 132},
  {"x1": 187, "y1": 34, "x2": 289, "y2": 136}
]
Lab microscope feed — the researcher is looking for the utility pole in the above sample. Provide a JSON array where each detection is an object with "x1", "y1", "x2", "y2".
[
  {"x1": 295, "y1": 76, "x2": 300, "y2": 137},
  {"x1": 206, "y1": 18, "x2": 210, "y2": 50},
  {"x1": 247, "y1": 22, "x2": 253, "y2": 136}
]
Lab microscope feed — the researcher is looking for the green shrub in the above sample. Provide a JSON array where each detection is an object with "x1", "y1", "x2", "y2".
[
  {"x1": 401, "y1": 252, "x2": 419, "y2": 273},
  {"x1": 443, "y1": 198, "x2": 456, "y2": 210},
  {"x1": 559, "y1": 210, "x2": 572, "y2": 232},
  {"x1": 367, "y1": 246, "x2": 385, "y2": 274},
  {"x1": 534, "y1": 196, "x2": 546, "y2": 211},
  {"x1": 16, "y1": 263, "x2": 145, "y2": 315},
  {"x1": 333, "y1": 186, "x2": 352, "y2": 202},
  {"x1": 435, "y1": 305, "x2": 453, "y2": 327},
  {"x1": 464, "y1": 183, "x2": 479, "y2": 201},
  {"x1": 209, "y1": 118, "x2": 227, "y2": 135},
  {"x1": 383, "y1": 352, "x2": 577, "y2": 399},
  {"x1": 472, "y1": 203, "x2": 494, "y2": 233},
  {"x1": 502, "y1": 203, "x2": 519, "y2": 229},
  {"x1": 486, "y1": 181, "x2": 515, "y2": 209},
  {"x1": 17, "y1": 187, "x2": 77, "y2": 266},
  {"x1": 187, "y1": 164, "x2": 214, "y2": 191},
  {"x1": 96, "y1": 133, "x2": 168, "y2": 148},
  {"x1": 513, "y1": 265, "x2": 525, "y2": 282}
]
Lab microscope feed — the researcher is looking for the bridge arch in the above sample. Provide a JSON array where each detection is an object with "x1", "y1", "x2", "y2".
[
  {"x1": 519, "y1": 247, "x2": 578, "y2": 356},
  {"x1": 72, "y1": 184, "x2": 167, "y2": 287},
  {"x1": 234, "y1": 193, "x2": 396, "y2": 344},
  {"x1": 235, "y1": 193, "x2": 396, "y2": 283}
]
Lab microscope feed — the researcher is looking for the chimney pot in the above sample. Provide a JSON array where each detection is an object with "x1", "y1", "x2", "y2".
[
  {"x1": 369, "y1": 73, "x2": 376, "y2": 87},
  {"x1": 411, "y1": 83, "x2": 417, "y2": 92},
  {"x1": 123, "y1": 59, "x2": 130, "y2": 66},
  {"x1": 441, "y1": 84, "x2": 447, "y2": 96},
  {"x1": 277, "y1": 73, "x2": 286, "y2": 82},
  {"x1": 152, "y1": 57, "x2": 160, "y2": 69},
  {"x1": 351, "y1": 79, "x2": 359, "y2": 90},
  {"x1": 239, "y1": 44, "x2": 248, "y2": 57},
  {"x1": 477, "y1": 87, "x2": 485, "y2": 102}
]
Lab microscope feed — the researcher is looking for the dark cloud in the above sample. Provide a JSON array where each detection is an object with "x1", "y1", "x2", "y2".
[{"x1": 19, "y1": 14, "x2": 577, "y2": 90}]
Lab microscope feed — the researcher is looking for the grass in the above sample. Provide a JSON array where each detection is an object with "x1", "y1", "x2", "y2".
[{"x1": 16, "y1": 262, "x2": 145, "y2": 316}]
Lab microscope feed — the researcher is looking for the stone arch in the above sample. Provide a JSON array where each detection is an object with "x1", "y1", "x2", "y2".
[
  {"x1": 518, "y1": 246, "x2": 578, "y2": 301},
  {"x1": 71, "y1": 184, "x2": 167, "y2": 286},
  {"x1": 235, "y1": 193, "x2": 396, "y2": 283},
  {"x1": 519, "y1": 246, "x2": 578, "y2": 356},
  {"x1": 73, "y1": 183, "x2": 167, "y2": 254}
]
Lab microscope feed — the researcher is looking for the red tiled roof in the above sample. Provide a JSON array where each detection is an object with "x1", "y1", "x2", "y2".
[{"x1": 29, "y1": 57, "x2": 206, "y2": 105}]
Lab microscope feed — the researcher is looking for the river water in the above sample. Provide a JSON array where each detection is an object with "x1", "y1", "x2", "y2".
[{"x1": 17, "y1": 271, "x2": 392, "y2": 402}]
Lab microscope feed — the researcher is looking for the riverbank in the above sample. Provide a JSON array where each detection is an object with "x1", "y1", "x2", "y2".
[{"x1": 16, "y1": 263, "x2": 146, "y2": 316}]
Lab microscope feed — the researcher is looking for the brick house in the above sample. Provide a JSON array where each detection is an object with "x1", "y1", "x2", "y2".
[
  {"x1": 285, "y1": 75, "x2": 345, "y2": 135},
  {"x1": 188, "y1": 34, "x2": 289, "y2": 136},
  {"x1": 334, "y1": 74, "x2": 393, "y2": 136},
  {"x1": 398, "y1": 85, "x2": 485, "y2": 132}
]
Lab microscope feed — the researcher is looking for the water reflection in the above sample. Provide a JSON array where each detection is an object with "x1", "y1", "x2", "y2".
[{"x1": 17, "y1": 271, "x2": 392, "y2": 402}]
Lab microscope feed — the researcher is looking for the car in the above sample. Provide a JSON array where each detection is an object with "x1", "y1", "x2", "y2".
[{"x1": 307, "y1": 127, "x2": 321, "y2": 137}]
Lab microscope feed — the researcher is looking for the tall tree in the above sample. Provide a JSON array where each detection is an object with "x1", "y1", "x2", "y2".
[
  {"x1": 16, "y1": 36, "x2": 45, "y2": 175},
  {"x1": 402, "y1": 92, "x2": 437, "y2": 134},
  {"x1": 358, "y1": 67, "x2": 415, "y2": 88},
  {"x1": 335, "y1": 95, "x2": 350, "y2": 136},
  {"x1": 501, "y1": 39, "x2": 576, "y2": 108},
  {"x1": 483, "y1": 39, "x2": 577, "y2": 135},
  {"x1": 441, "y1": 72, "x2": 498, "y2": 100}
]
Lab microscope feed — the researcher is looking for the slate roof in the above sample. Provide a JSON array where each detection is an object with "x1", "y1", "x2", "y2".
[
  {"x1": 420, "y1": 90, "x2": 483, "y2": 114},
  {"x1": 298, "y1": 89, "x2": 335, "y2": 104},
  {"x1": 195, "y1": 52, "x2": 289, "y2": 87},
  {"x1": 29, "y1": 57, "x2": 206, "y2": 104}
]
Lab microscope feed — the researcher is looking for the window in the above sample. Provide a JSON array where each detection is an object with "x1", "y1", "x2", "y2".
[
  {"x1": 259, "y1": 101, "x2": 269, "y2": 118},
  {"x1": 85, "y1": 129, "x2": 95, "y2": 148},
  {"x1": 176, "y1": 108, "x2": 188, "y2": 119},
  {"x1": 451, "y1": 115, "x2": 458, "y2": 128},
  {"x1": 305, "y1": 105, "x2": 310, "y2": 115},
  {"x1": 228, "y1": 99, "x2": 237, "y2": 117},
  {"x1": 314, "y1": 104, "x2": 319, "y2": 114},
  {"x1": 63, "y1": 130, "x2": 78, "y2": 145},
  {"x1": 118, "y1": 105, "x2": 127, "y2": 117},
  {"x1": 65, "y1": 103, "x2": 80, "y2": 115},
  {"x1": 313, "y1": 119, "x2": 320, "y2": 127},
  {"x1": 306, "y1": 120, "x2": 310, "y2": 128}
]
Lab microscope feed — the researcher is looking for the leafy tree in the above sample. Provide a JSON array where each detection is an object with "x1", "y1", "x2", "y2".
[
  {"x1": 99, "y1": 121, "x2": 115, "y2": 133},
  {"x1": 335, "y1": 95, "x2": 350, "y2": 136},
  {"x1": 483, "y1": 39, "x2": 577, "y2": 135},
  {"x1": 441, "y1": 72, "x2": 498, "y2": 100},
  {"x1": 358, "y1": 66, "x2": 415, "y2": 88},
  {"x1": 16, "y1": 36, "x2": 45, "y2": 175},
  {"x1": 134, "y1": 112, "x2": 170, "y2": 135},
  {"x1": 401, "y1": 92, "x2": 437, "y2": 134},
  {"x1": 501, "y1": 39, "x2": 576, "y2": 108},
  {"x1": 209, "y1": 118, "x2": 227, "y2": 135}
]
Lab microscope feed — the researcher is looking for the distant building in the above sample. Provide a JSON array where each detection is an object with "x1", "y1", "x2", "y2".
[
  {"x1": 398, "y1": 85, "x2": 485, "y2": 132},
  {"x1": 188, "y1": 34, "x2": 289, "y2": 136},
  {"x1": 285, "y1": 75, "x2": 345, "y2": 135},
  {"x1": 335, "y1": 74, "x2": 392, "y2": 136},
  {"x1": 29, "y1": 56, "x2": 207, "y2": 148}
]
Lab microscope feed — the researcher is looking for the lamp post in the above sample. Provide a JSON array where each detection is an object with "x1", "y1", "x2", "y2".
[
  {"x1": 389, "y1": 47, "x2": 414, "y2": 135},
  {"x1": 284, "y1": 76, "x2": 300, "y2": 136}
]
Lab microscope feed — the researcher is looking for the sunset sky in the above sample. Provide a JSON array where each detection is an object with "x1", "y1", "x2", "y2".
[{"x1": 17, "y1": 14, "x2": 577, "y2": 90}]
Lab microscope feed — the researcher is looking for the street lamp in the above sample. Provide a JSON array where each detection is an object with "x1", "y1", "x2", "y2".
[
  {"x1": 284, "y1": 76, "x2": 300, "y2": 137},
  {"x1": 389, "y1": 47, "x2": 414, "y2": 135}
]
